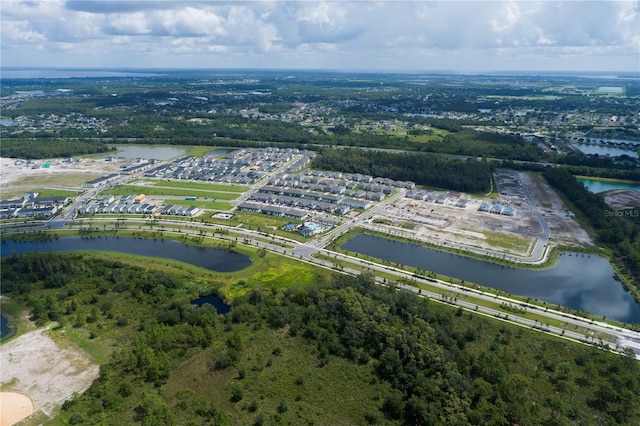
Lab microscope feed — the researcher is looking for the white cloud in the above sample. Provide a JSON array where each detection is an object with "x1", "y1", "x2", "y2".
[{"x1": 0, "y1": 1, "x2": 637, "y2": 72}]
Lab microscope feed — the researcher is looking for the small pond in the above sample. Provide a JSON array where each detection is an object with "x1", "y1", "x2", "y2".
[{"x1": 192, "y1": 295, "x2": 230, "y2": 314}]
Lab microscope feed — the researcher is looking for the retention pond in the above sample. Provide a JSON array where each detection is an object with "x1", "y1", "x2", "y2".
[{"x1": 342, "y1": 233, "x2": 640, "y2": 323}]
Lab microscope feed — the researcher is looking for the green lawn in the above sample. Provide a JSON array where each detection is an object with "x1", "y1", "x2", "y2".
[
  {"x1": 163, "y1": 199, "x2": 234, "y2": 210},
  {"x1": 103, "y1": 185, "x2": 241, "y2": 200},
  {"x1": 135, "y1": 179, "x2": 249, "y2": 193}
]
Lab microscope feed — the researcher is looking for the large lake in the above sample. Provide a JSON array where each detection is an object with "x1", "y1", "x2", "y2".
[
  {"x1": 1, "y1": 237, "x2": 251, "y2": 272},
  {"x1": 576, "y1": 178, "x2": 640, "y2": 194},
  {"x1": 342, "y1": 234, "x2": 640, "y2": 323}
]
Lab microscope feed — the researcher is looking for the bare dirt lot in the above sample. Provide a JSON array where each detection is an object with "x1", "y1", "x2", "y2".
[
  {"x1": 0, "y1": 157, "x2": 123, "y2": 198},
  {"x1": 0, "y1": 327, "x2": 99, "y2": 422},
  {"x1": 520, "y1": 172, "x2": 594, "y2": 248},
  {"x1": 371, "y1": 171, "x2": 594, "y2": 259},
  {"x1": 603, "y1": 189, "x2": 640, "y2": 209},
  {"x1": 375, "y1": 196, "x2": 538, "y2": 257}
]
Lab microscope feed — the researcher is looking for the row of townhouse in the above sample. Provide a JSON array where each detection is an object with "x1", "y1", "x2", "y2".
[
  {"x1": 478, "y1": 202, "x2": 516, "y2": 216},
  {"x1": 162, "y1": 204, "x2": 200, "y2": 217},
  {"x1": 79, "y1": 201, "x2": 159, "y2": 215},
  {"x1": 1, "y1": 205, "x2": 58, "y2": 219},
  {"x1": 257, "y1": 186, "x2": 373, "y2": 210},
  {"x1": 83, "y1": 173, "x2": 120, "y2": 188},
  {"x1": 249, "y1": 193, "x2": 352, "y2": 215},
  {"x1": 299, "y1": 170, "x2": 415, "y2": 189},
  {"x1": 237, "y1": 202, "x2": 309, "y2": 221},
  {"x1": 0, "y1": 195, "x2": 70, "y2": 219}
]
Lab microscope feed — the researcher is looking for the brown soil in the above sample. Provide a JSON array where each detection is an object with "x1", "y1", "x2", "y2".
[{"x1": 603, "y1": 189, "x2": 640, "y2": 209}]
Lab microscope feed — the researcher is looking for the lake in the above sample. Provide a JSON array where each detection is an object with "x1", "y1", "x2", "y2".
[
  {"x1": 110, "y1": 145, "x2": 187, "y2": 160},
  {"x1": 0, "y1": 237, "x2": 251, "y2": 272},
  {"x1": 573, "y1": 143, "x2": 638, "y2": 159},
  {"x1": 342, "y1": 234, "x2": 640, "y2": 323},
  {"x1": 576, "y1": 178, "x2": 640, "y2": 194}
]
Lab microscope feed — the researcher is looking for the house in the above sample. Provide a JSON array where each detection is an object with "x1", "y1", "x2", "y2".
[
  {"x1": 237, "y1": 202, "x2": 262, "y2": 213},
  {"x1": 283, "y1": 209, "x2": 309, "y2": 221}
]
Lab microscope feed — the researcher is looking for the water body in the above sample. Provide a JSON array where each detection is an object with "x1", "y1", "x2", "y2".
[
  {"x1": 0, "y1": 119, "x2": 18, "y2": 126},
  {"x1": 0, "y1": 314, "x2": 10, "y2": 340},
  {"x1": 110, "y1": 145, "x2": 187, "y2": 161},
  {"x1": 342, "y1": 234, "x2": 640, "y2": 323},
  {"x1": 573, "y1": 143, "x2": 638, "y2": 159},
  {"x1": 576, "y1": 178, "x2": 640, "y2": 194},
  {"x1": 192, "y1": 295, "x2": 230, "y2": 314},
  {"x1": 1, "y1": 237, "x2": 251, "y2": 272}
]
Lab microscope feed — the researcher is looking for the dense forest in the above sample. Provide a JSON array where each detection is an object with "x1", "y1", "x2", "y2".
[
  {"x1": 0, "y1": 138, "x2": 113, "y2": 159},
  {"x1": 543, "y1": 168, "x2": 640, "y2": 293},
  {"x1": 312, "y1": 148, "x2": 492, "y2": 193},
  {"x1": 2, "y1": 252, "x2": 638, "y2": 425}
]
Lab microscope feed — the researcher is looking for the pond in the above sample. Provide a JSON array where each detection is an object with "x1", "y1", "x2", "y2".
[
  {"x1": 1, "y1": 237, "x2": 251, "y2": 272},
  {"x1": 109, "y1": 145, "x2": 187, "y2": 160},
  {"x1": 341, "y1": 234, "x2": 640, "y2": 323},
  {"x1": 572, "y1": 143, "x2": 638, "y2": 159},
  {"x1": 0, "y1": 314, "x2": 11, "y2": 340},
  {"x1": 576, "y1": 178, "x2": 640, "y2": 194},
  {"x1": 192, "y1": 295, "x2": 230, "y2": 314}
]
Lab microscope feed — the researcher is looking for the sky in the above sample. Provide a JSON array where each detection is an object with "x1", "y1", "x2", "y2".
[{"x1": 1, "y1": 0, "x2": 639, "y2": 73}]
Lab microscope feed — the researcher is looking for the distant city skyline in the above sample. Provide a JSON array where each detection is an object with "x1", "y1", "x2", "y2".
[{"x1": 1, "y1": 1, "x2": 639, "y2": 73}]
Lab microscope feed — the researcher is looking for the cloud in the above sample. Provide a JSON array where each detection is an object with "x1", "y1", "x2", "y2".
[{"x1": 1, "y1": 1, "x2": 638, "y2": 72}]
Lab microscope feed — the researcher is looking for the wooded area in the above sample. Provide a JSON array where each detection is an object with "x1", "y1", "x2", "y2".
[
  {"x1": 0, "y1": 138, "x2": 113, "y2": 159},
  {"x1": 312, "y1": 148, "x2": 492, "y2": 192},
  {"x1": 2, "y1": 252, "x2": 638, "y2": 425}
]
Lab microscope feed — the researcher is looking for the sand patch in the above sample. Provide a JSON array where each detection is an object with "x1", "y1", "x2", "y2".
[
  {"x1": 0, "y1": 328, "x2": 99, "y2": 421},
  {"x1": 0, "y1": 392, "x2": 33, "y2": 426}
]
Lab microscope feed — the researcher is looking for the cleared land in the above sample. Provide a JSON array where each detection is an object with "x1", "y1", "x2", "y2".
[
  {"x1": 0, "y1": 327, "x2": 99, "y2": 421},
  {"x1": 603, "y1": 190, "x2": 640, "y2": 209},
  {"x1": 520, "y1": 173, "x2": 594, "y2": 248}
]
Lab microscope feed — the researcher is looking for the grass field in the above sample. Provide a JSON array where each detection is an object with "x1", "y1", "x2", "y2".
[
  {"x1": 103, "y1": 185, "x2": 241, "y2": 200},
  {"x1": 135, "y1": 179, "x2": 249, "y2": 193},
  {"x1": 162, "y1": 324, "x2": 395, "y2": 425},
  {"x1": 204, "y1": 211, "x2": 310, "y2": 242},
  {"x1": 162, "y1": 199, "x2": 234, "y2": 210},
  {"x1": 1, "y1": 187, "x2": 80, "y2": 199}
]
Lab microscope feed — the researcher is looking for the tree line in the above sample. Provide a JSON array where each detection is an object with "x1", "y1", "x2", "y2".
[{"x1": 312, "y1": 148, "x2": 493, "y2": 193}]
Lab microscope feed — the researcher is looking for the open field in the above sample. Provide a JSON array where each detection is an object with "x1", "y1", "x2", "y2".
[
  {"x1": 134, "y1": 179, "x2": 249, "y2": 193},
  {"x1": 162, "y1": 199, "x2": 234, "y2": 210},
  {"x1": 1, "y1": 157, "x2": 120, "y2": 195},
  {"x1": 102, "y1": 185, "x2": 241, "y2": 200}
]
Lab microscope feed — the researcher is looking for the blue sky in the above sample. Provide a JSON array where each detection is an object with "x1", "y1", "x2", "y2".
[{"x1": 1, "y1": 1, "x2": 638, "y2": 72}]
